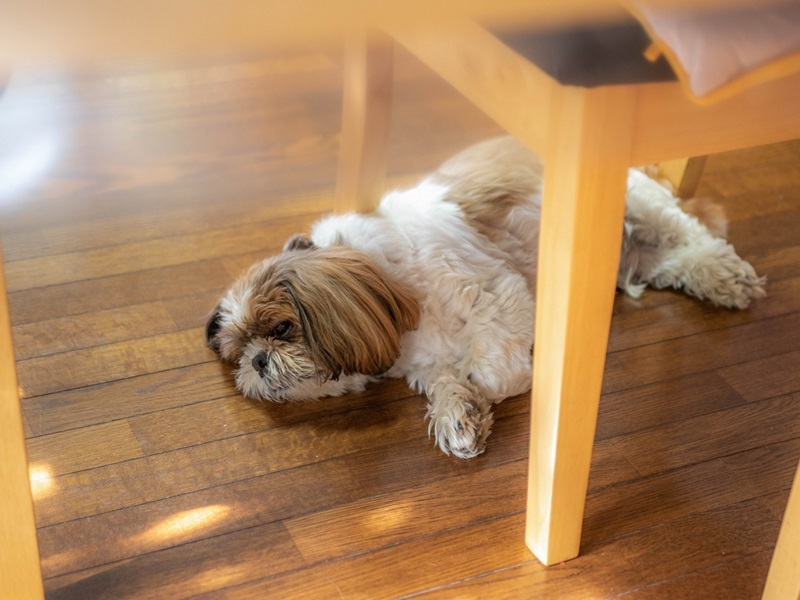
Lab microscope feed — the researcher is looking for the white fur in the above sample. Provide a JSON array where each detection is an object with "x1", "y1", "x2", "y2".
[
  {"x1": 304, "y1": 169, "x2": 764, "y2": 457},
  {"x1": 213, "y1": 139, "x2": 765, "y2": 459}
]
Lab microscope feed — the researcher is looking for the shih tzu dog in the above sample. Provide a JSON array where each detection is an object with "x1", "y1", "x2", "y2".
[{"x1": 206, "y1": 136, "x2": 765, "y2": 459}]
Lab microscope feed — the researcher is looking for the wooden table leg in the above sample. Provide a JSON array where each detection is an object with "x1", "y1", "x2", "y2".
[
  {"x1": 525, "y1": 85, "x2": 634, "y2": 566},
  {"x1": 335, "y1": 31, "x2": 393, "y2": 213},
  {"x1": 762, "y1": 460, "x2": 800, "y2": 600},
  {"x1": 0, "y1": 248, "x2": 44, "y2": 599}
]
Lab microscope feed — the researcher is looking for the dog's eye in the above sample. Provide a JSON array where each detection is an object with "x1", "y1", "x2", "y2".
[{"x1": 269, "y1": 320, "x2": 292, "y2": 339}]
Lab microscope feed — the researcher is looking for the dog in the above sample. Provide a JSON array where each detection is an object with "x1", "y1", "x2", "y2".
[{"x1": 206, "y1": 136, "x2": 765, "y2": 459}]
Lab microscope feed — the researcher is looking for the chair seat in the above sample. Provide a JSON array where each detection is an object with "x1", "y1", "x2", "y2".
[{"x1": 494, "y1": 20, "x2": 676, "y2": 87}]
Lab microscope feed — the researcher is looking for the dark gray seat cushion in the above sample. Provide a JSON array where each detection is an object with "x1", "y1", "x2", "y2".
[{"x1": 494, "y1": 20, "x2": 676, "y2": 87}]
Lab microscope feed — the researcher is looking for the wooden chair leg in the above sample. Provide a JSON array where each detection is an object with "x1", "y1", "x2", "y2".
[
  {"x1": 657, "y1": 156, "x2": 707, "y2": 198},
  {"x1": 762, "y1": 460, "x2": 800, "y2": 600},
  {"x1": 525, "y1": 86, "x2": 635, "y2": 566},
  {"x1": 0, "y1": 249, "x2": 44, "y2": 599},
  {"x1": 335, "y1": 31, "x2": 393, "y2": 214}
]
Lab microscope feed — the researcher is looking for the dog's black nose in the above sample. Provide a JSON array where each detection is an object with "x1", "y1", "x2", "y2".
[{"x1": 251, "y1": 353, "x2": 268, "y2": 375}]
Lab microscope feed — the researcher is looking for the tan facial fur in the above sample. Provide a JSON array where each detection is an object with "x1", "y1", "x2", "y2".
[{"x1": 207, "y1": 245, "x2": 420, "y2": 400}]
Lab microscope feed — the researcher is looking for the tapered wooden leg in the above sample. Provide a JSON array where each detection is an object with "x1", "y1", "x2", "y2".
[
  {"x1": 0, "y1": 248, "x2": 44, "y2": 599},
  {"x1": 525, "y1": 86, "x2": 635, "y2": 566},
  {"x1": 657, "y1": 156, "x2": 707, "y2": 198},
  {"x1": 762, "y1": 460, "x2": 800, "y2": 600},
  {"x1": 335, "y1": 32, "x2": 393, "y2": 213}
]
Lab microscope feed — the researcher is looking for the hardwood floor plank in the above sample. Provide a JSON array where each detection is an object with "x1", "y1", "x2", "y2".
[
  {"x1": 752, "y1": 244, "x2": 800, "y2": 283},
  {"x1": 418, "y1": 499, "x2": 778, "y2": 600},
  {"x1": 222, "y1": 514, "x2": 536, "y2": 600},
  {"x1": 8, "y1": 259, "x2": 232, "y2": 326},
  {"x1": 596, "y1": 371, "x2": 746, "y2": 442},
  {"x1": 718, "y1": 350, "x2": 800, "y2": 403},
  {"x1": 165, "y1": 290, "x2": 228, "y2": 330},
  {"x1": 26, "y1": 421, "x2": 143, "y2": 477},
  {"x1": 727, "y1": 208, "x2": 800, "y2": 257},
  {"x1": 17, "y1": 328, "x2": 213, "y2": 397},
  {"x1": 287, "y1": 439, "x2": 638, "y2": 566},
  {"x1": 611, "y1": 393, "x2": 800, "y2": 477},
  {"x1": 581, "y1": 459, "x2": 764, "y2": 545},
  {"x1": 2, "y1": 191, "x2": 334, "y2": 264},
  {"x1": 285, "y1": 460, "x2": 527, "y2": 564},
  {"x1": 602, "y1": 312, "x2": 800, "y2": 395},
  {"x1": 589, "y1": 440, "x2": 641, "y2": 492},
  {"x1": 44, "y1": 521, "x2": 306, "y2": 600},
  {"x1": 412, "y1": 556, "x2": 642, "y2": 600},
  {"x1": 37, "y1": 459, "x2": 363, "y2": 579},
  {"x1": 128, "y1": 378, "x2": 416, "y2": 455},
  {"x1": 34, "y1": 391, "x2": 457, "y2": 527},
  {"x1": 700, "y1": 140, "x2": 800, "y2": 201},
  {"x1": 620, "y1": 551, "x2": 772, "y2": 600},
  {"x1": 607, "y1": 276, "x2": 800, "y2": 353},
  {"x1": 33, "y1": 433, "x2": 274, "y2": 527},
  {"x1": 759, "y1": 489, "x2": 793, "y2": 521},
  {"x1": 720, "y1": 437, "x2": 800, "y2": 497},
  {"x1": 23, "y1": 362, "x2": 236, "y2": 437},
  {"x1": 4, "y1": 216, "x2": 323, "y2": 293},
  {"x1": 610, "y1": 498, "x2": 780, "y2": 584},
  {"x1": 342, "y1": 403, "x2": 530, "y2": 497},
  {"x1": 11, "y1": 301, "x2": 178, "y2": 360}
]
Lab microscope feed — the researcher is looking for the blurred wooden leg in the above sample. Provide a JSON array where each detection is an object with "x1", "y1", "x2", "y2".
[
  {"x1": 526, "y1": 86, "x2": 634, "y2": 566},
  {"x1": 657, "y1": 156, "x2": 707, "y2": 198},
  {"x1": 0, "y1": 248, "x2": 44, "y2": 599},
  {"x1": 762, "y1": 460, "x2": 800, "y2": 600},
  {"x1": 335, "y1": 31, "x2": 393, "y2": 213}
]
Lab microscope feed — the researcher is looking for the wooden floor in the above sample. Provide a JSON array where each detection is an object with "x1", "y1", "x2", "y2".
[{"x1": 1, "y1": 42, "x2": 799, "y2": 600}]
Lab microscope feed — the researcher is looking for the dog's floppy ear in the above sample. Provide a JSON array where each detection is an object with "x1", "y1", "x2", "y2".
[
  {"x1": 280, "y1": 248, "x2": 420, "y2": 380},
  {"x1": 283, "y1": 234, "x2": 316, "y2": 252},
  {"x1": 205, "y1": 305, "x2": 223, "y2": 353}
]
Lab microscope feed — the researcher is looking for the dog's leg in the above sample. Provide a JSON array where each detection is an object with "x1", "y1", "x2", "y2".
[
  {"x1": 619, "y1": 170, "x2": 766, "y2": 309},
  {"x1": 425, "y1": 374, "x2": 493, "y2": 459}
]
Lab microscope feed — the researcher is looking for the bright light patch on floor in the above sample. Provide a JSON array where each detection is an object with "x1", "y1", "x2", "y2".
[
  {"x1": 29, "y1": 463, "x2": 55, "y2": 500},
  {"x1": 138, "y1": 505, "x2": 231, "y2": 543},
  {"x1": 0, "y1": 134, "x2": 60, "y2": 206}
]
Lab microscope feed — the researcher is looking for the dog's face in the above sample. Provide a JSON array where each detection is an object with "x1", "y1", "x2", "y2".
[{"x1": 206, "y1": 236, "x2": 420, "y2": 401}]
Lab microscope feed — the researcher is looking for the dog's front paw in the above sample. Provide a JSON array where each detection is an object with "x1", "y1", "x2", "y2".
[{"x1": 427, "y1": 397, "x2": 493, "y2": 459}]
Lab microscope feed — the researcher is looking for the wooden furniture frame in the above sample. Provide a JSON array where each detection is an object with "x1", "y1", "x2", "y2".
[
  {"x1": 1, "y1": 6, "x2": 798, "y2": 597},
  {"x1": 335, "y1": 22, "x2": 800, "y2": 593},
  {"x1": 0, "y1": 250, "x2": 45, "y2": 598}
]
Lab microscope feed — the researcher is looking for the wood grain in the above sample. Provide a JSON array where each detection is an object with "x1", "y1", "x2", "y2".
[
  {"x1": 285, "y1": 460, "x2": 527, "y2": 563},
  {"x1": 26, "y1": 421, "x2": 143, "y2": 477},
  {"x1": 0, "y1": 44, "x2": 798, "y2": 599},
  {"x1": 611, "y1": 394, "x2": 800, "y2": 477},
  {"x1": 16, "y1": 328, "x2": 213, "y2": 398},
  {"x1": 12, "y1": 301, "x2": 178, "y2": 360},
  {"x1": 36, "y1": 459, "x2": 363, "y2": 579},
  {"x1": 44, "y1": 521, "x2": 306, "y2": 599},
  {"x1": 622, "y1": 552, "x2": 772, "y2": 600},
  {"x1": 23, "y1": 362, "x2": 237, "y2": 437},
  {"x1": 8, "y1": 259, "x2": 232, "y2": 326},
  {"x1": 0, "y1": 248, "x2": 44, "y2": 598}
]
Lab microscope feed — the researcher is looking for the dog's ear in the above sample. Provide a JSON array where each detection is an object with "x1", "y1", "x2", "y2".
[
  {"x1": 205, "y1": 305, "x2": 223, "y2": 353},
  {"x1": 280, "y1": 248, "x2": 419, "y2": 380},
  {"x1": 283, "y1": 234, "x2": 316, "y2": 252}
]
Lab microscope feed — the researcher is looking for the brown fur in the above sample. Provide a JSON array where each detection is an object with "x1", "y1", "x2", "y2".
[
  {"x1": 679, "y1": 197, "x2": 729, "y2": 238},
  {"x1": 433, "y1": 136, "x2": 543, "y2": 243},
  {"x1": 210, "y1": 246, "x2": 421, "y2": 381}
]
